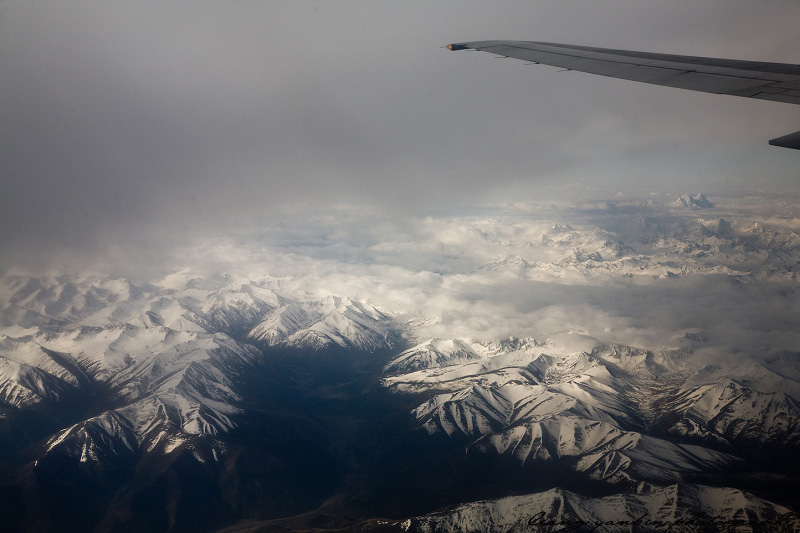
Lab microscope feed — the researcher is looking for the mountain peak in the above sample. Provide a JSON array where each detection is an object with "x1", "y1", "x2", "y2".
[{"x1": 673, "y1": 193, "x2": 714, "y2": 209}]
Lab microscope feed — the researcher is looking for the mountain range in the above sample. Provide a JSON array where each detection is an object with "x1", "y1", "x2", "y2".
[{"x1": 1, "y1": 194, "x2": 798, "y2": 531}]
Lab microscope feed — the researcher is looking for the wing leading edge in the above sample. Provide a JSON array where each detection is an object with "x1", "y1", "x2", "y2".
[{"x1": 447, "y1": 40, "x2": 800, "y2": 149}]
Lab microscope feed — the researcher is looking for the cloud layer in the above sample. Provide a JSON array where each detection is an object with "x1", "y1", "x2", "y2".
[{"x1": 9, "y1": 192, "x2": 795, "y2": 368}]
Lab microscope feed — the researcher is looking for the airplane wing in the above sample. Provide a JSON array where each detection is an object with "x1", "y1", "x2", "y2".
[{"x1": 447, "y1": 41, "x2": 800, "y2": 149}]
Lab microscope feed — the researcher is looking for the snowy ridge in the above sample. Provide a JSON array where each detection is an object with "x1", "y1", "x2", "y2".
[
  {"x1": 0, "y1": 273, "x2": 402, "y2": 476},
  {"x1": 384, "y1": 338, "x2": 481, "y2": 373},
  {"x1": 247, "y1": 296, "x2": 400, "y2": 352},
  {"x1": 405, "y1": 483, "x2": 798, "y2": 532},
  {"x1": 194, "y1": 283, "x2": 281, "y2": 335},
  {"x1": 662, "y1": 378, "x2": 800, "y2": 446},
  {"x1": 34, "y1": 331, "x2": 260, "y2": 479},
  {"x1": 247, "y1": 304, "x2": 320, "y2": 346},
  {"x1": 0, "y1": 324, "x2": 259, "y2": 439},
  {"x1": 1, "y1": 275, "x2": 142, "y2": 328},
  {"x1": 44, "y1": 410, "x2": 138, "y2": 464},
  {"x1": 0, "y1": 356, "x2": 78, "y2": 408},
  {"x1": 413, "y1": 382, "x2": 733, "y2": 483},
  {"x1": 386, "y1": 337, "x2": 797, "y2": 486},
  {"x1": 673, "y1": 193, "x2": 714, "y2": 209},
  {"x1": 0, "y1": 276, "x2": 268, "y2": 471}
]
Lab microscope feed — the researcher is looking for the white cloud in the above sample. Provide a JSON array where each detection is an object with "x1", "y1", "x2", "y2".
[
  {"x1": 16, "y1": 193, "x2": 778, "y2": 363},
  {"x1": 6, "y1": 192, "x2": 799, "y2": 365}
]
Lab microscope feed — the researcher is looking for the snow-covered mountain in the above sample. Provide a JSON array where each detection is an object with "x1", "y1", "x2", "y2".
[
  {"x1": 384, "y1": 338, "x2": 482, "y2": 373},
  {"x1": 247, "y1": 296, "x2": 400, "y2": 352},
  {"x1": 1, "y1": 194, "x2": 799, "y2": 531},
  {"x1": 384, "y1": 340, "x2": 752, "y2": 486},
  {"x1": 404, "y1": 483, "x2": 794, "y2": 532},
  {"x1": 383, "y1": 337, "x2": 800, "y2": 470},
  {"x1": 673, "y1": 193, "x2": 714, "y2": 209}
]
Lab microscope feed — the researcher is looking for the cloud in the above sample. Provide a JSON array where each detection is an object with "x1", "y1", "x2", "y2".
[
  {"x1": 13, "y1": 193, "x2": 777, "y2": 365},
  {"x1": 4, "y1": 186, "x2": 799, "y2": 369}
]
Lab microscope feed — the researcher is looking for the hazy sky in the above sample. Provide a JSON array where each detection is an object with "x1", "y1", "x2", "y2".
[{"x1": 2, "y1": 0, "x2": 799, "y2": 269}]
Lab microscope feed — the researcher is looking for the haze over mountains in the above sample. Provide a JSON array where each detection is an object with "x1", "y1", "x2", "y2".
[{"x1": 1, "y1": 193, "x2": 799, "y2": 531}]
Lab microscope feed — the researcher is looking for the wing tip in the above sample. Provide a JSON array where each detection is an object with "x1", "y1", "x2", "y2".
[
  {"x1": 446, "y1": 43, "x2": 470, "y2": 51},
  {"x1": 768, "y1": 130, "x2": 800, "y2": 150}
]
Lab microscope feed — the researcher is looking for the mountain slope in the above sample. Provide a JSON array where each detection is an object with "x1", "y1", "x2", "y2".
[{"x1": 405, "y1": 483, "x2": 796, "y2": 532}]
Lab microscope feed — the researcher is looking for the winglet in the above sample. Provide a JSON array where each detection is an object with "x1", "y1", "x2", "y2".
[{"x1": 768, "y1": 130, "x2": 800, "y2": 150}]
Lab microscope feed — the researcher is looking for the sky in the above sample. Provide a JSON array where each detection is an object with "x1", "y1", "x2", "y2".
[{"x1": 2, "y1": 0, "x2": 800, "y2": 271}]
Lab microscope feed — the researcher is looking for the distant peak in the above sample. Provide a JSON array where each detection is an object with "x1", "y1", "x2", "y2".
[{"x1": 673, "y1": 193, "x2": 714, "y2": 209}]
